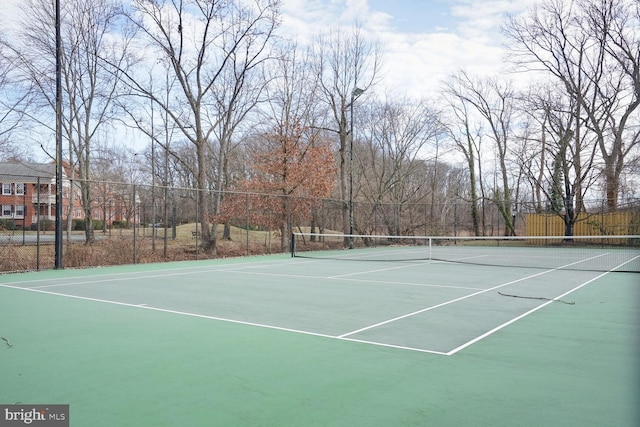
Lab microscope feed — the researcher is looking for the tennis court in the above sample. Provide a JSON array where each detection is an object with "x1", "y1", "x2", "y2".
[{"x1": 1, "y1": 237, "x2": 638, "y2": 426}]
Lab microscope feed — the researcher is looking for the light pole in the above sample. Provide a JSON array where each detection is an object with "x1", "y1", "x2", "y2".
[
  {"x1": 349, "y1": 87, "x2": 365, "y2": 249},
  {"x1": 54, "y1": 0, "x2": 63, "y2": 269}
]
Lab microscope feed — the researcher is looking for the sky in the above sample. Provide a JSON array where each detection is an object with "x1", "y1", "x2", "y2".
[
  {"x1": 276, "y1": 0, "x2": 539, "y2": 96},
  {"x1": 0, "y1": 0, "x2": 538, "y2": 98},
  {"x1": 0, "y1": 0, "x2": 540, "y2": 163}
]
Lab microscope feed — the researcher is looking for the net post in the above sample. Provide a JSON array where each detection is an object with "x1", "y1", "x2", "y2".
[
  {"x1": 429, "y1": 237, "x2": 432, "y2": 262},
  {"x1": 290, "y1": 232, "x2": 295, "y2": 257}
]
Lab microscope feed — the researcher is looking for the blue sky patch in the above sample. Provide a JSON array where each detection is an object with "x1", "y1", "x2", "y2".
[{"x1": 367, "y1": 0, "x2": 454, "y2": 33}]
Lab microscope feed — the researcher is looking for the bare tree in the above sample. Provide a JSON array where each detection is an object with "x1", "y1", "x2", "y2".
[
  {"x1": 517, "y1": 84, "x2": 601, "y2": 235},
  {"x1": 357, "y1": 96, "x2": 443, "y2": 236},
  {"x1": 0, "y1": 38, "x2": 29, "y2": 159},
  {"x1": 120, "y1": 0, "x2": 280, "y2": 254},
  {"x1": 505, "y1": 0, "x2": 640, "y2": 208},
  {"x1": 312, "y1": 26, "x2": 382, "y2": 246},
  {"x1": 91, "y1": 143, "x2": 146, "y2": 231},
  {"x1": 445, "y1": 71, "x2": 519, "y2": 235},
  {"x1": 585, "y1": 0, "x2": 640, "y2": 207},
  {"x1": 117, "y1": 65, "x2": 184, "y2": 254},
  {"x1": 4, "y1": 0, "x2": 131, "y2": 244},
  {"x1": 248, "y1": 41, "x2": 327, "y2": 247},
  {"x1": 442, "y1": 75, "x2": 487, "y2": 236}
]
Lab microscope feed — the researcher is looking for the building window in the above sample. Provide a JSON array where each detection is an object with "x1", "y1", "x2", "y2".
[
  {"x1": 2, "y1": 183, "x2": 11, "y2": 195},
  {"x1": 1, "y1": 205, "x2": 11, "y2": 217},
  {"x1": 15, "y1": 183, "x2": 25, "y2": 195},
  {"x1": 14, "y1": 205, "x2": 24, "y2": 218}
]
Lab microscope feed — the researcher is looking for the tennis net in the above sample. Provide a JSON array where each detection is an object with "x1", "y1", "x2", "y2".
[{"x1": 290, "y1": 232, "x2": 640, "y2": 273}]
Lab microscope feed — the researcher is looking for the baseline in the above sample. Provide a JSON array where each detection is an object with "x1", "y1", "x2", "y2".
[
  {"x1": 0, "y1": 283, "x2": 447, "y2": 355},
  {"x1": 446, "y1": 265, "x2": 630, "y2": 355},
  {"x1": 338, "y1": 253, "x2": 607, "y2": 339},
  {"x1": 0, "y1": 257, "x2": 306, "y2": 290}
]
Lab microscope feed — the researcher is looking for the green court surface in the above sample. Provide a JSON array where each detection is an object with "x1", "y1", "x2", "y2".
[{"x1": 1, "y1": 254, "x2": 638, "y2": 426}]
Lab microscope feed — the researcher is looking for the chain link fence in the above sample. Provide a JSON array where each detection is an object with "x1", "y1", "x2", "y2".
[{"x1": 1, "y1": 177, "x2": 638, "y2": 272}]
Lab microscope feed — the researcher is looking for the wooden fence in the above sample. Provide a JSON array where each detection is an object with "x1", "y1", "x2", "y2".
[{"x1": 525, "y1": 211, "x2": 640, "y2": 237}]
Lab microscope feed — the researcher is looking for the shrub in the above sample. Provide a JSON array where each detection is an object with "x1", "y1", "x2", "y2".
[
  {"x1": 0, "y1": 219, "x2": 16, "y2": 230},
  {"x1": 30, "y1": 219, "x2": 54, "y2": 231}
]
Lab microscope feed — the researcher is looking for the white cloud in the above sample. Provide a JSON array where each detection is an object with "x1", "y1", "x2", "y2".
[
  {"x1": 279, "y1": 0, "x2": 391, "y2": 42},
  {"x1": 0, "y1": 0, "x2": 24, "y2": 41},
  {"x1": 279, "y1": 0, "x2": 539, "y2": 97},
  {"x1": 0, "y1": 0, "x2": 541, "y2": 162},
  {"x1": 0, "y1": 0, "x2": 535, "y2": 99},
  {"x1": 374, "y1": 32, "x2": 506, "y2": 98},
  {"x1": 450, "y1": 0, "x2": 538, "y2": 41}
]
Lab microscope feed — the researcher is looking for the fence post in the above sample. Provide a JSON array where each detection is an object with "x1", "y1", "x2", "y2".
[
  {"x1": 132, "y1": 184, "x2": 137, "y2": 264},
  {"x1": 36, "y1": 177, "x2": 40, "y2": 270},
  {"x1": 545, "y1": 211, "x2": 548, "y2": 238},
  {"x1": 172, "y1": 202, "x2": 177, "y2": 240},
  {"x1": 601, "y1": 200, "x2": 605, "y2": 236},
  {"x1": 424, "y1": 202, "x2": 428, "y2": 236},
  {"x1": 195, "y1": 189, "x2": 199, "y2": 260},
  {"x1": 245, "y1": 192, "x2": 249, "y2": 256},
  {"x1": 374, "y1": 203, "x2": 377, "y2": 236},
  {"x1": 454, "y1": 201, "x2": 458, "y2": 237}
]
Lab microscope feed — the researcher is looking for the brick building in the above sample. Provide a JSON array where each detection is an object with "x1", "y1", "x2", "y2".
[
  {"x1": 0, "y1": 161, "x2": 140, "y2": 230},
  {"x1": 0, "y1": 162, "x2": 83, "y2": 229}
]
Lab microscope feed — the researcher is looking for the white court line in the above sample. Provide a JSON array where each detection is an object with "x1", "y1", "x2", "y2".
[
  {"x1": 340, "y1": 337, "x2": 449, "y2": 356},
  {"x1": 324, "y1": 253, "x2": 496, "y2": 280},
  {"x1": 214, "y1": 269, "x2": 346, "y2": 281},
  {"x1": 1, "y1": 252, "x2": 632, "y2": 356},
  {"x1": 11, "y1": 262, "x2": 481, "y2": 293},
  {"x1": 333, "y1": 277, "x2": 484, "y2": 291},
  {"x1": 311, "y1": 247, "x2": 429, "y2": 260},
  {"x1": 29, "y1": 271, "x2": 220, "y2": 289},
  {"x1": 1, "y1": 258, "x2": 312, "y2": 290},
  {"x1": 0, "y1": 267, "x2": 198, "y2": 287},
  {"x1": 328, "y1": 261, "x2": 432, "y2": 279},
  {"x1": 0, "y1": 283, "x2": 338, "y2": 338},
  {"x1": 189, "y1": 268, "x2": 486, "y2": 292},
  {"x1": 224, "y1": 265, "x2": 484, "y2": 291},
  {"x1": 178, "y1": 264, "x2": 485, "y2": 291},
  {"x1": 446, "y1": 273, "x2": 606, "y2": 355},
  {"x1": 446, "y1": 253, "x2": 640, "y2": 355},
  {"x1": 0, "y1": 282, "x2": 446, "y2": 355},
  {"x1": 337, "y1": 253, "x2": 610, "y2": 339}
]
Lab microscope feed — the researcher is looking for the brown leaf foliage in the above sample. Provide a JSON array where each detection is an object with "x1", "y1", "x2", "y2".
[{"x1": 220, "y1": 128, "x2": 336, "y2": 231}]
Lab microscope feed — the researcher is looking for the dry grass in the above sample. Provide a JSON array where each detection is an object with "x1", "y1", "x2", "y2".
[
  {"x1": 0, "y1": 245, "x2": 55, "y2": 272},
  {"x1": 0, "y1": 224, "x2": 288, "y2": 273}
]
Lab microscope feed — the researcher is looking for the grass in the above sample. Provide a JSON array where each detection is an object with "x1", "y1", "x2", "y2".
[{"x1": 0, "y1": 224, "x2": 288, "y2": 273}]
